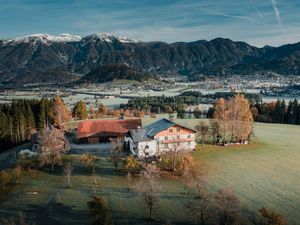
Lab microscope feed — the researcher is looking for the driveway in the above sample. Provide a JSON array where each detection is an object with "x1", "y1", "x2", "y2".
[{"x1": 69, "y1": 143, "x2": 113, "y2": 157}]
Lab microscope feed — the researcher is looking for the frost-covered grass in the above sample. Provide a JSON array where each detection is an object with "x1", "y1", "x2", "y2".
[{"x1": 0, "y1": 122, "x2": 299, "y2": 224}]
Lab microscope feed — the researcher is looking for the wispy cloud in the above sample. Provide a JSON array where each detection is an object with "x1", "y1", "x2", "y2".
[
  {"x1": 271, "y1": 0, "x2": 282, "y2": 25},
  {"x1": 213, "y1": 12, "x2": 253, "y2": 22},
  {"x1": 250, "y1": 0, "x2": 263, "y2": 19}
]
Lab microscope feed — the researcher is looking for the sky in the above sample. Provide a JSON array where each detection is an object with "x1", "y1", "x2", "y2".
[{"x1": 0, "y1": 0, "x2": 299, "y2": 47}]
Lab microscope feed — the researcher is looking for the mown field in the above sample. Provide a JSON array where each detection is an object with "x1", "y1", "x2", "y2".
[{"x1": 0, "y1": 120, "x2": 299, "y2": 225}]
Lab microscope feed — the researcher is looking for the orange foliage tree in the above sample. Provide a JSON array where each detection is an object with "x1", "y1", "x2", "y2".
[{"x1": 213, "y1": 95, "x2": 253, "y2": 142}]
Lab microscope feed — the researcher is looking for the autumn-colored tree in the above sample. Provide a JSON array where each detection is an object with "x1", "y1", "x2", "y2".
[
  {"x1": 52, "y1": 95, "x2": 71, "y2": 127},
  {"x1": 72, "y1": 101, "x2": 88, "y2": 120},
  {"x1": 180, "y1": 154, "x2": 198, "y2": 194},
  {"x1": 80, "y1": 153, "x2": 96, "y2": 173},
  {"x1": 213, "y1": 95, "x2": 253, "y2": 142},
  {"x1": 213, "y1": 98, "x2": 228, "y2": 142},
  {"x1": 123, "y1": 155, "x2": 140, "y2": 175},
  {"x1": 13, "y1": 165, "x2": 23, "y2": 184},
  {"x1": 89, "y1": 105, "x2": 96, "y2": 119},
  {"x1": 97, "y1": 103, "x2": 107, "y2": 118},
  {"x1": 258, "y1": 207, "x2": 286, "y2": 225},
  {"x1": 0, "y1": 170, "x2": 10, "y2": 191},
  {"x1": 139, "y1": 110, "x2": 145, "y2": 118}
]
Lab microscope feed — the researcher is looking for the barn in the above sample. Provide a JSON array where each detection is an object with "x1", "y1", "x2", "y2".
[{"x1": 77, "y1": 119, "x2": 142, "y2": 144}]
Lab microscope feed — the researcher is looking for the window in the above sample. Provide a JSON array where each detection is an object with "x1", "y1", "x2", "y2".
[
  {"x1": 164, "y1": 144, "x2": 168, "y2": 148},
  {"x1": 187, "y1": 142, "x2": 191, "y2": 146},
  {"x1": 169, "y1": 129, "x2": 173, "y2": 132},
  {"x1": 176, "y1": 127, "x2": 181, "y2": 132},
  {"x1": 177, "y1": 135, "x2": 180, "y2": 139},
  {"x1": 145, "y1": 145, "x2": 149, "y2": 149},
  {"x1": 164, "y1": 136, "x2": 168, "y2": 140},
  {"x1": 187, "y1": 134, "x2": 191, "y2": 138}
]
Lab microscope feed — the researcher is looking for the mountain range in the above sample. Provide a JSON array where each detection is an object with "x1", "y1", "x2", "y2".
[{"x1": 0, "y1": 33, "x2": 300, "y2": 85}]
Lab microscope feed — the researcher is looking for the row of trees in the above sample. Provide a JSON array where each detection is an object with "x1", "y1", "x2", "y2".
[
  {"x1": 73, "y1": 101, "x2": 148, "y2": 120},
  {"x1": 0, "y1": 96, "x2": 71, "y2": 151},
  {"x1": 252, "y1": 99, "x2": 300, "y2": 124}
]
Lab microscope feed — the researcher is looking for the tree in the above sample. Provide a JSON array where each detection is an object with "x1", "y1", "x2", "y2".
[
  {"x1": 64, "y1": 162, "x2": 73, "y2": 188},
  {"x1": 37, "y1": 128, "x2": 68, "y2": 172},
  {"x1": 80, "y1": 153, "x2": 96, "y2": 173},
  {"x1": 193, "y1": 106, "x2": 202, "y2": 118},
  {"x1": 213, "y1": 95, "x2": 253, "y2": 142},
  {"x1": 209, "y1": 119, "x2": 220, "y2": 145},
  {"x1": 109, "y1": 137, "x2": 124, "y2": 170},
  {"x1": 258, "y1": 207, "x2": 286, "y2": 225},
  {"x1": 213, "y1": 98, "x2": 228, "y2": 142},
  {"x1": 52, "y1": 95, "x2": 71, "y2": 127},
  {"x1": 161, "y1": 143, "x2": 182, "y2": 172},
  {"x1": 134, "y1": 164, "x2": 161, "y2": 220},
  {"x1": 186, "y1": 188, "x2": 213, "y2": 225},
  {"x1": 214, "y1": 188, "x2": 240, "y2": 225},
  {"x1": 180, "y1": 154, "x2": 198, "y2": 194},
  {"x1": 195, "y1": 121, "x2": 209, "y2": 146},
  {"x1": 89, "y1": 105, "x2": 96, "y2": 119},
  {"x1": 0, "y1": 170, "x2": 10, "y2": 191},
  {"x1": 97, "y1": 103, "x2": 107, "y2": 118},
  {"x1": 166, "y1": 106, "x2": 173, "y2": 117},
  {"x1": 123, "y1": 155, "x2": 140, "y2": 175},
  {"x1": 13, "y1": 165, "x2": 23, "y2": 184},
  {"x1": 87, "y1": 195, "x2": 113, "y2": 225},
  {"x1": 73, "y1": 101, "x2": 88, "y2": 120}
]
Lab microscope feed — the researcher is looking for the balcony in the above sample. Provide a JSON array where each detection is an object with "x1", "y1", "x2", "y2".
[{"x1": 161, "y1": 138, "x2": 194, "y2": 144}]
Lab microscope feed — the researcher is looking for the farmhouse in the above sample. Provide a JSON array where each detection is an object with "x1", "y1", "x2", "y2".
[
  {"x1": 126, "y1": 118, "x2": 196, "y2": 158},
  {"x1": 77, "y1": 119, "x2": 142, "y2": 144}
]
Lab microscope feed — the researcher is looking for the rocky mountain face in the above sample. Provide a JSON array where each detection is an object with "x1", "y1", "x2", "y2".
[{"x1": 0, "y1": 33, "x2": 299, "y2": 85}]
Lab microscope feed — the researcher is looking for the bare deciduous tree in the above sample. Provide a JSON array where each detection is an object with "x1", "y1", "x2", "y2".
[
  {"x1": 186, "y1": 190, "x2": 214, "y2": 225},
  {"x1": 214, "y1": 188, "x2": 241, "y2": 225},
  {"x1": 109, "y1": 137, "x2": 124, "y2": 170},
  {"x1": 64, "y1": 162, "x2": 73, "y2": 188},
  {"x1": 37, "y1": 127, "x2": 69, "y2": 172},
  {"x1": 134, "y1": 164, "x2": 161, "y2": 220}
]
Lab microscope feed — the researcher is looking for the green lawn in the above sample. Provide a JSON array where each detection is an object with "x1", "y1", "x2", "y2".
[{"x1": 0, "y1": 122, "x2": 299, "y2": 225}]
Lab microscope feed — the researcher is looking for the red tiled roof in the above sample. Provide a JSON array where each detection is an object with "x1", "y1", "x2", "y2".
[{"x1": 77, "y1": 119, "x2": 142, "y2": 139}]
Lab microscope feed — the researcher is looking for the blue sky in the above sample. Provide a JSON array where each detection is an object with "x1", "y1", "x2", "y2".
[{"x1": 0, "y1": 0, "x2": 299, "y2": 46}]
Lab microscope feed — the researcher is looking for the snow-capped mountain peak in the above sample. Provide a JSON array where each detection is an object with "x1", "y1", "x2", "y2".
[
  {"x1": 3, "y1": 33, "x2": 82, "y2": 45},
  {"x1": 85, "y1": 32, "x2": 140, "y2": 43}
]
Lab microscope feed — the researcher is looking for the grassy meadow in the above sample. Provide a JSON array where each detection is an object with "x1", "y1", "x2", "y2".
[{"x1": 0, "y1": 120, "x2": 299, "y2": 225}]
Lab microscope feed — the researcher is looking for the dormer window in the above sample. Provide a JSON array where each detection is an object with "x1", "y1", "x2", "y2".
[{"x1": 169, "y1": 129, "x2": 173, "y2": 132}]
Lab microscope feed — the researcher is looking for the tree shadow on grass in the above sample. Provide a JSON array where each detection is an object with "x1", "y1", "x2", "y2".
[{"x1": 25, "y1": 202, "x2": 92, "y2": 225}]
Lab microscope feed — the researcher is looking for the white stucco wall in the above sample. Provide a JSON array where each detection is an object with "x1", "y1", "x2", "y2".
[{"x1": 137, "y1": 140, "x2": 157, "y2": 158}]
